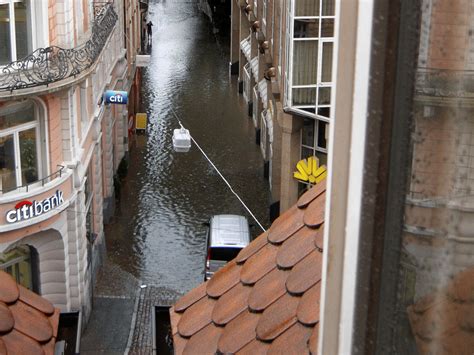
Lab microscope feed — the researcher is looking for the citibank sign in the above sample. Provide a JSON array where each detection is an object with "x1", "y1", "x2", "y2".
[{"x1": 6, "y1": 190, "x2": 64, "y2": 224}]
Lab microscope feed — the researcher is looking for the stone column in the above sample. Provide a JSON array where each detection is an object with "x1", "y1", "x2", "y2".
[{"x1": 277, "y1": 105, "x2": 303, "y2": 212}]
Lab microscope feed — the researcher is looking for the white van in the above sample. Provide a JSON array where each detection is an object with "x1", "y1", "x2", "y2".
[{"x1": 204, "y1": 215, "x2": 250, "y2": 280}]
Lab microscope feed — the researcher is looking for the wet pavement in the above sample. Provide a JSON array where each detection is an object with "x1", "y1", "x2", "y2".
[
  {"x1": 81, "y1": 0, "x2": 271, "y2": 352},
  {"x1": 105, "y1": 0, "x2": 270, "y2": 294}
]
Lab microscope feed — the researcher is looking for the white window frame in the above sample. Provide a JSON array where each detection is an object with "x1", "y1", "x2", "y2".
[
  {"x1": 285, "y1": 0, "x2": 335, "y2": 120},
  {"x1": 0, "y1": 0, "x2": 48, "y2": 65},
  {"x1": 0, "y1": 101, "x2": 45, "y2": 192}
]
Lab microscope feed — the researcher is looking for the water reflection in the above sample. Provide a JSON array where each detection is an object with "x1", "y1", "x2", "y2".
[{"x1": 105, "y1": 0, "x2": 270, "y2": 293}]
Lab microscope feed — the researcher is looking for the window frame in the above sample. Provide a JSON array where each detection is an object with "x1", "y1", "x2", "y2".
[
  {"x1": 285, "y1": 0, "x2": 335, "y2": 120},
  {"x1": 0, "y1": 100, "x2": 46, "y2": 193}
]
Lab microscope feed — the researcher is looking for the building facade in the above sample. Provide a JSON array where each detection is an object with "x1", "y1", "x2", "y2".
[
  {"x1": 0, "y1": 0, "x2": 142, "y2": 322},
  {"x1": 230, "y1": 0, "x2": 334, "y2": 216}
]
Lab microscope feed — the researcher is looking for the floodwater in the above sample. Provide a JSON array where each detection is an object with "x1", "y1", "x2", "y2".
[{"x1": 104, "y1": 0, "x2": 271, "y2": 294}]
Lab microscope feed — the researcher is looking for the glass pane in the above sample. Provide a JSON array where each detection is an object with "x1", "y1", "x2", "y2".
[
  {"x1": 14, "y1": 2, "x2": 30, "y2": 60},
  {"x1": 295, "y1": 0, "x2": 319, "y2": 17},
  {"x1": 0, "y1": 134, "x2": 17, "y2": 191},
  {"x1": 19, "y1": 128, "x2": 38, "y2": 185},
  {"x1": 0, "y1": 102, "x2": 35, "y2": 130},
  {"x1": 317, "y1": 106, "x2": 330, "y2": 118},
  {"x1": 292, "y1": 88, "x2": 316, "y2": 105},
  {"x1": 0, "y1": 246, "x2": 32, "y2": 290},
  {"x1": 314, "y1": 150, "x2": 327, "y2": 166},
  {"x1": 0, "y1": 4, "x2": 12, "y2": 65},
  {"x1": 301, "y1": 146, "x2": 313, "y2": 160},
  {"x1": 293, "y1": 40, "x2": 318, "y2": 85},
  {"x1": 321, "y1": 42, "x2": 333, "y2": 82},
  {"x1": 318, "y1": 87, "x2": 331, "y2": 105},
  {"x1": 294, "y1": 19, "x2": 318, "y2": 38},
  {"x1": 321, "y1": 19, "x2": 334, "y2": 37},
  {"x1": 321, "y1": 0, "x2": 335, "y2": 16},
  {"x1": 316, "y1": 120, "x2": 327, "y2": 149},
  {"x1": 302, "y1": 118, "x2": 315, "y2": 147}
]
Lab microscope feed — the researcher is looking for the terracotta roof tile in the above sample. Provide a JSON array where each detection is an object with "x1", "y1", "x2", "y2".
[
  {"x1": 314, "y1": 225, "x2": 324, "y2": 251},
  {"x1": 169, "y1": 307, "x2": 181, "y2": 335},
  {"x1": 297, "y1": 180, "x2": 326, "y2": 209},
  {"x1": 297, "y1": 282, "x2": 321, "y2": 326},
  {"x1": 267, "y1": 322, "x2": 312, "y2": 355},
  {"x1": 182, "y1": 323, "x2": 223, "y2": 355},
  {"x1": 206, "y1": 261, "x2": 241, "y2": 298},
  {"x1": 256, "y1": 293, "x2": 300, "y2": 341},
  {"x1": 170, "y1": 182, "x2": 327, "y2": 354},
  {"x1": 48, "y1": 308, "x2": 60, "y2": 338},
  {"x1": 236, "y1": 339, "x2": 270, "y2": 354},
  {"x1": 218, "y1": 310, "x2": 261, "y2": 353},
  {"x1": 248, "y1": 269, "x2": 289, "y2": 312},
  {"x1": 1, "y1": 329, "x2": 45, "y2": 355},
  {"x1": 407, "y1": 265, "x2": 474, "y2": 355},
  {"x1": 308, "y1": 322, "x2": 320, "y2": 354},
  {"x1": 0, "y1": 339, "x2": 6, "y2": 354},
  {"x1": 212, "y1": 283, "x2": 252, "y2": 326},
  {"x1": 303, "y1": 192, "x2": 326, "y2": 228},
  {"x1": 0, "y1": 302, "x2": 14, "y2": 333},
  {"x1": 267, "y1": 205, "x2": 305, "y2": 244},
  {"x1": 240, "y1": 243, "x2": 279, "y2": 285},
  {"x1": 18, "y1": 285, "x2": 55, "y2": 315},
  {"x1": 10, "y1": 301, "x2": 53, "y2": 342},
  {"x1": 236, "y1": 231, "x2": 269, "y2": 264},
  {"x1": 276, "y1": 227, "x2": 316, "y2": 269},
  {"x1": 286, "y1": 250, "x2": 323, "y2": 295},
  {"x1": 177, "y1": 296, "x2": 216, "y2": 337},
  {"x1": 172, "y1": 334, "x2": 187, "y2": 355},
  {"x1": 174, "y1": 282, "x2": 207, "y2": 312},
  {"x1": 0, "y1": 272, "x2": 19, "y2": 303},
  {"x1": 0, "y1": 271, "x2": 60, "y2": 355}
]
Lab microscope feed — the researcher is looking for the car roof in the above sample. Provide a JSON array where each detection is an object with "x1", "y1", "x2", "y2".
[{"x1": 209, "y1": 215, "x2": 250, "y2": 248}]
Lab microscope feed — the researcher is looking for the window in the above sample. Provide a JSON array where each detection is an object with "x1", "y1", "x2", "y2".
[
  {"x1": 299, "y1": 118, "x2": 328, "y2": 192},
  {"x1": 0, "y1": 101, "x2": 45, "y2": 193},
  {"x1": 285, "y1": 0, "x2": 335, "y2": 119},
  {"x1": 0, "y1": 0, "x2": 32, "y2": 64},
  {"x1": 0, "y1": 245, "x2": 38, "y2": 292}
]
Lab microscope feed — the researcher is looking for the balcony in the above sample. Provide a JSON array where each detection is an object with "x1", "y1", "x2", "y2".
[
  {"x1": 415, "y1": 68, "x2": 474, "y2": 99},
  {"x1": 0, "y1": 3, "x2": 118, "y2": 97}
]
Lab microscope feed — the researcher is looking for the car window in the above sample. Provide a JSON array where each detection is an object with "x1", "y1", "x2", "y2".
[{"x1": 210, "y1": 247, "x2": 241, "y2": 261}]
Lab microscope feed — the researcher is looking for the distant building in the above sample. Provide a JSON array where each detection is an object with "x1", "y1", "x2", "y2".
[
  {"x1": 229, "y1": 0, "x2": 334, "y2": 216},
  {"x1": 0, "y1": 0, "x2": 142, "y2": 323}
]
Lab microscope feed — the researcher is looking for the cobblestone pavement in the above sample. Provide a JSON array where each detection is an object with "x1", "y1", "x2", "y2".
[
  {"x1": 127, "y1": 286, "x2": 182, "y2": 354},
  {"x1": 81, "y1": 259, "x2": 182, "y2": 354}
]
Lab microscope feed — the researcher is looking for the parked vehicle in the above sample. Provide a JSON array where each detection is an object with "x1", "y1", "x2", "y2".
[{"x1": 204, "y1": 215, "x2": 250, "y2": 280}]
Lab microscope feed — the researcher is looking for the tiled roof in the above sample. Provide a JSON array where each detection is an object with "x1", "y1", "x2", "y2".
[
  {"x1": 407, "y1": 266, "x2": 474, "y2": 355},
  {"x1": 0, "y1": 271, "x2": 60, "y2": 355},
  {"x1": 170, "y1": 181, "x2": 326, "y2": 354}
]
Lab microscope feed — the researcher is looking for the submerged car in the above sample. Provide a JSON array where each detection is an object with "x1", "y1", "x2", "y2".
[{"x1": 204, "y1": 214, "x2": 250, "y2": 280}]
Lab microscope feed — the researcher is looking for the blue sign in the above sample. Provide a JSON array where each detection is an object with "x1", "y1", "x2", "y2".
[{"x1": 104, "y1": 90, "x2": 128, "y2": 105}]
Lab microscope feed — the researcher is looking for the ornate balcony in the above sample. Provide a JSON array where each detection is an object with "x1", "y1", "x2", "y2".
[
  {"x1": 0, "y1": 3, "x2": 117, "y2": 94},
  {"x1": 415, "y1": 68, "x2": 474, "y2": 99}
]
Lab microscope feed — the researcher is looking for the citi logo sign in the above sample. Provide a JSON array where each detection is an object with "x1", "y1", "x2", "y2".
[
  {"x1": 6, "y1": 190, "x2": 64, "y2": 223},
  {"x1": 104, "y1": 90, "x2": 128, "y2": 104}
]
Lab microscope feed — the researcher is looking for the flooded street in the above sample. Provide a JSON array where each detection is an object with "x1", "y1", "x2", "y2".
[{"x1": 104, "y1": 0, "x2": 271, "y2": 293}]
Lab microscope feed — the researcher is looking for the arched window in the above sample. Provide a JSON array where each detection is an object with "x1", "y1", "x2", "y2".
[{"x1": 0, "y1": 100, "x2": 46, "y2": 193}]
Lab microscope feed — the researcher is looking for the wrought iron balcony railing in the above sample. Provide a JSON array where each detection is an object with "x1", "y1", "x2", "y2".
[
  {"x1": 415, "y1": 68, "x2": 474, "y2": 98},
  {"x1": 0, "y1": 3, "x2": 118, "y2": 93}
]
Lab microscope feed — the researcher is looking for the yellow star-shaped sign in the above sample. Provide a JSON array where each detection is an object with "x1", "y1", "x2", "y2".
[{"x1": 293, "y1": 156, "x2": 327, "y2": 184}]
